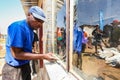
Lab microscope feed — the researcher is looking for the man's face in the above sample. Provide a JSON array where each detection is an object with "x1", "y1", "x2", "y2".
[{"x1": 29, "y1": 14, "x2": 44, "y2": 30}]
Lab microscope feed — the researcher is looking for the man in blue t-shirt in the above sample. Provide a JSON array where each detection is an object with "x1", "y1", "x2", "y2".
[{"x1": 2, "y1": 6, "x2": 56, "y2": 80}]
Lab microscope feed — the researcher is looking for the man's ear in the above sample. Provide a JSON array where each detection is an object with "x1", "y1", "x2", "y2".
[{"x1": 27, "y1": 13, "x2": 31, "y2": 16}]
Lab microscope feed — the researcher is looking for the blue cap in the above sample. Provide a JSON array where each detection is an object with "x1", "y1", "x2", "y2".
[{"x1": 29, "y1": 6, "x2": 46, "y2": 22}]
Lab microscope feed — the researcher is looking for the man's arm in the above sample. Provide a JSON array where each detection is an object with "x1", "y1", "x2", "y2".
[{"x1": 10, "y1": 47, "x2": 56, "y2": 61}]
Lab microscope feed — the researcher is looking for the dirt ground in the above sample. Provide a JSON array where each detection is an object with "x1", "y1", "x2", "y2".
[
  {"x1": 0, "y1": 38, "x2": 6, "y2": 80},
  {"x1": 0, "y1": 39, "x2": 5, "y2": 58},
  {"x1": 81, "y1": 47, "x2": 120, "y2": 80}
]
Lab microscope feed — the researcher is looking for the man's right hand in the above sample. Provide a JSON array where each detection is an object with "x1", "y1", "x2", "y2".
[{"x1": 43, "y1": 53, "x2": 57, "y2": 61}]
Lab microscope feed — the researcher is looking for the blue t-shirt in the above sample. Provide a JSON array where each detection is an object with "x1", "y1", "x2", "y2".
[{"x1": 5, "y1": 20, "x2": 34, "y2": 66}]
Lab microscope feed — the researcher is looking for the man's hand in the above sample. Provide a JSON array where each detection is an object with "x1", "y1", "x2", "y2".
[{"x1": 43, "y1": 53, "x2": 57, "y2": 61}]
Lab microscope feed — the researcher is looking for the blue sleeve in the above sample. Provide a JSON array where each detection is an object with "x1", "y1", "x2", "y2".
[
  {"x1": 76, "y1": 30, "x2": 83, "y2": 53},
  {"x1": 73, "y1": 26, "x2": 83, "y2": 53},
  {"x1": 7, "y1": 23, "x2": 25, "y2": 48},
  {"x1": 73, "y1": 27, "x2": 78, "y2": 51}
]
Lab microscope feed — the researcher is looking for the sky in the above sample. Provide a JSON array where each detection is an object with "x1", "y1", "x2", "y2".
[
  {"x1": 0, "y1": 0, "x2": 26, "y2": 34},
  {"x1": 56, "y1": 2, "x2": 66, "y2": 28},
  {"x1": 56, "y1": 0, "x2": 120, "y2": 29},
  {"x1": 76, "y1": 0, "x2": 120, "y2": 25}
]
